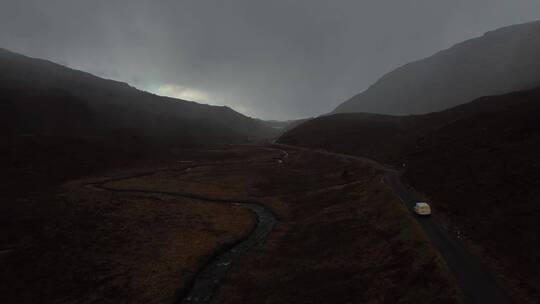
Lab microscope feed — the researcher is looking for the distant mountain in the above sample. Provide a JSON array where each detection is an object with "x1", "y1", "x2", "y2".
[
  {"x1": 280, "y1": 86, "x2": 540, "y2": 163},
  {"x1": 280, "y1": 86, "x2": 540, "y2": 302},
  {"x1": 0, "y1": 48, "x2": 274, "y2": 143},
  {"x1": 333, "y1": 20, "x2": 540, "y2": 115},
  {"x1": 257, "y1": 118, "x2": 313, "y2": 135}
]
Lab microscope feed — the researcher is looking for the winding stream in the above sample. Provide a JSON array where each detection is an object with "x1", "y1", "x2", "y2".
[
  {"x1": 86, "y1": 147, "x2": 286, "y2": 303},
  {"x1": 180, "y1": 202, "x2": 276, "y2": 303}
]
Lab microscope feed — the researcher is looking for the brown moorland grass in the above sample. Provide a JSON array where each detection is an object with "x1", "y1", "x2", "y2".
[
  {"x1": 0, "y1": 145, "x2": 278, "y2": 304},
  {"x1": 107, "y1": 164, "x2": 264, "y2": 199},
  {"x1": 1, "y1": 145, "x2": 461, "y2": 303},
  {"x1": 215, "y1": 175, "x2": 461, "y2": 303},
  {"x1": 129, "y1": 147, "x2": 462, "y2": 303},
  {"x1": 0, "y1": 171, "x2": 256, "y2": 304}
]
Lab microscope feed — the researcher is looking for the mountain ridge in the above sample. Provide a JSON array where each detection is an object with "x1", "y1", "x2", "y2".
[
  {"x1": 0, "y1": 47, "x2": 274, "y2": 142},
  {"x1": 333, "y1": 19, "x2": 540, "y2": 115},
  {"x1": 280, "y1": 85, "x2": 540, "y2": 303}
]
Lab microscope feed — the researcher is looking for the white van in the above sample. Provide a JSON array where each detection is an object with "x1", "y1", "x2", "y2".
[{"x1": 414, "y1": 202, "x2": 432, "y2": 216}]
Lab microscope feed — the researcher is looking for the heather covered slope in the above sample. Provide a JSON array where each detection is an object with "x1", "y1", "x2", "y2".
[
  {"x1": 282, "y1": 87, "x2": 540, "y2": 164},
  {"x1": 333, "y1": 20, "x2": 540, "y2": 115},
  {"x1": 404, "y1": 90, "x2": 540, "y2": 302},
  {"x1": 0, "y1": 48, "x2": 274, "y2": 142},
  {"x1": 280, "y1": 87, "x2": 540, "y2": 302},
  {"x1": 0, "y1": 48, "x2": 274, "y2": 195},
  {"x1": 278, "y1": 113, "x2": 412, "y2": 163}
]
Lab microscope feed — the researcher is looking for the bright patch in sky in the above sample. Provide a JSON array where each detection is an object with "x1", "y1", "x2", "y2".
[
  {"x1": 156, "y1": 84, "x2": 209, "y2": 103},
  {"x1": 148, "y1": 84, "x2": 256, "y2": 117}
]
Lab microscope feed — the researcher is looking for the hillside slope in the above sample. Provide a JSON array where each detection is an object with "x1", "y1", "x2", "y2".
[
  {"x1": 280, "y1": 87, "x2": 540, "y2": 303},
  {"x1": 0, "y1": 48, "x2": 274, "y2": 195},
  {"x1": 0, "y1": 48, "x2": 273, "y2": 143},
  {"x1": 283, "y1": 88, "x2": 540, "y2": 163},
  {"x1": 333, "y1": 20, "x2": 540, "y2": 115},
  {"x1": 404, "y1": 90, "x2": 540, "y2": 302}
]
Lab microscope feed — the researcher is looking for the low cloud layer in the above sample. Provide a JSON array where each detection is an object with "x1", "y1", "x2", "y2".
[
  {"x1": 157, "y1": 84, "x2": 210, "y2": 104},
  {"x1": 1, "y1": 0, "x2": 540, "y2": 119}
]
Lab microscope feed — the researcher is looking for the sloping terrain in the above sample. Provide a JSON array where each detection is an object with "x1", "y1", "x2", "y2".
[
  {"x1": 282, "y1": 87, "x2": 540, "y2": 164},
  {"x1": 0, "y1": 48, "x2": 274, "y2": 142},
  {"x1": 280, "y1": 87, "x2": 540, "y2": 302},
  {"x1": 278, "y1": 112, "x2": 413, "y2": 163},
  {"x1": 333, "y1": 20, "x2": 540, "y2": 115},
  {"x1": 0, "y1": 49, "x2": 275, "y2": 194},
  {"x1": 405, "y1": 91, "x2": 540, "y2": 302}
]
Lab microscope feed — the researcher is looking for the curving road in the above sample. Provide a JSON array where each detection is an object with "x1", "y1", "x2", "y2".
[
  {"x1": 383, "y1": 172, "x2": 511, "y2": 304},
  {"x1": 274, "y1": 143, "x2": 512, "y2": 304},
  {"x1": 87, "y1": 144, "x2": 511, "y2": 303}
]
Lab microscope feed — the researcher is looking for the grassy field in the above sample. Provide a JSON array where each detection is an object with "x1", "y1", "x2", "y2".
[
  {"x1": 121, "y1": 146, "x2": 463, "y2": 303},
  {"x1": 1, "y1": 145, "x2": 461, "y2": 303},
  {"x1": 0, "y1": 149, "x2": 261, "y2": 304},
  {"x1": 210, "y1": 149, "x2": 461, "y2": 303}
]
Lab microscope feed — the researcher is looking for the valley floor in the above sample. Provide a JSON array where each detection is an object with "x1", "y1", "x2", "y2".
[{"x1": 0, "y1": 145, "x2": 461, "y2": 303}]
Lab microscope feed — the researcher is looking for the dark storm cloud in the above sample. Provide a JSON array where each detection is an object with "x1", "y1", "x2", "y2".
[{"x1": 1, "y1": 0, "x2": 540, "y2": 119}]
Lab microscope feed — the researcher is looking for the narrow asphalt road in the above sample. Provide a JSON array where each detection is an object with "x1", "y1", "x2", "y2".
[
  {"x1": 274, "y1": 143, "x2": 512, "y2": 304},
  {"x1": 384, "y1": 172, "x2": 511, "y2": 304},
  {"x1": 87, "y1": 144, "x2": 511, "y2": 303}
]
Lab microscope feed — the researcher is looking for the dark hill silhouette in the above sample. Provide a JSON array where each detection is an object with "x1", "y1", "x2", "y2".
[
  {"x1": 404, "y1": 89, "x2": 540, "y2": 303},
  {"x1": 281, "y1": 87, "x2": 538, "y2": 163},
  {"x1": 0, "y1": 48, "x2": 274, "y2": 195},
  {"x1": 0, "y1": 48, "x2": 274, "y2": 142},
  {"x1": 280, "y1": 87, "x2": 540, "y2": 302},
  {"x1": 333, "y1": 20, "x2": 540, "y2": 115}
]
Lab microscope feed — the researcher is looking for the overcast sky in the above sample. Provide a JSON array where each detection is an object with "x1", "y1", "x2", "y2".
[{"x1": 1, "y1": 1, "x2": 540, "y2": 120}]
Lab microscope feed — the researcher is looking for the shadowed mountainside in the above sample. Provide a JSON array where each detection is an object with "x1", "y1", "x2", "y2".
[
  {"x1": 282, "y1": 87, "x2": 540, "y2": 164},
  {"x1": 0, "y1": 48, "x2": 275, "y2": 142},
  {"x1": 0, "y1": 48, "x2": 275, "y2": 195},
  {"x1": 333, "y1": 20, "x2": 540, "y2": 115},
  {"x1": 280, "y1": 87, "x2": 540, "y2": 303},
  {"x1": 404, "y1": 90, "x2": 540, "y2": 302}
]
